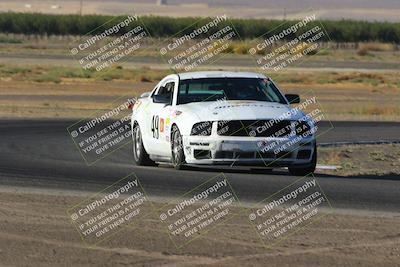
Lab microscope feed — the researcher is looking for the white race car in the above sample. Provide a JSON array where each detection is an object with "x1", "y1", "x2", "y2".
[{"x1": 131, "y1": 71, "x2": 317, "y2": 175}]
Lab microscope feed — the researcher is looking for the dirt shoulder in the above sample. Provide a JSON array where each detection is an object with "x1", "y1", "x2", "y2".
[
  {"x1": 318, "y1": 144, "x2": 400, "y2": 176},
  {"x1": 0, "y1": 189, "x2": 399, "y2": 267}
]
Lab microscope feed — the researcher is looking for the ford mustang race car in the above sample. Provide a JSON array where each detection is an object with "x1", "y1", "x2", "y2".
[{"x1": 130, "y1": 71, "x2": 317, "y2": 175}]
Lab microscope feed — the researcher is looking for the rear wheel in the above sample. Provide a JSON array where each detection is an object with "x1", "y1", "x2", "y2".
[
  {"x1": 132, "y1": 123, "x2": 156, "y2": 166},
  {"x1": 288, "y1": 144, "x2": 317, "y2": 176},
  {"x1": 171, "y1": 125, "x2": 186, "y2": 170}
]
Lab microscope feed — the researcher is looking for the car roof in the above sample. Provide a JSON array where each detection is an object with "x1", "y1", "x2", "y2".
[{"x1": 177, "y1": 71, "x2": 268, "y2": 80}]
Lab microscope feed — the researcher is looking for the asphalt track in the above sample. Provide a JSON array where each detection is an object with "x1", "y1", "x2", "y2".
[{"x1": 0, "y1": 119, "x2": 399, "y2": 212}]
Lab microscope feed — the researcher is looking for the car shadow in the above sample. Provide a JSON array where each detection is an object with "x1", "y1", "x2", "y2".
[
  {"x1": 314, "y1": 172, "x2": 400, "y2": 181},
  {"x1": 180, "y1": 165, "x2": 400, "y2": 181}
]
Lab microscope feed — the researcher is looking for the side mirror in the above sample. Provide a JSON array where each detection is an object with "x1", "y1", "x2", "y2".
[
  {"x1": 153, "y1": 94, "x2": 171, "y2": 104},
  {"x1": 285, "y1": 94, "x2": 300, "y2": 104},
  {"x1": 140, "y1": 92, "x2": 151, "y2": 98}
]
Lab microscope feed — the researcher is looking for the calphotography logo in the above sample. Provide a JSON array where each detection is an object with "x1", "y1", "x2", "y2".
[
  {"x1": 248, "y1": 174, "x2": 332, "y2": 247},
  {"x1": 158, "y1": 174, "x2": 240, "y2": 249},
  {"x1": 70, "y1": 13, "x2": 150, "y2": 72},
  {"x1": 67, "y1": 173, "x2": 152, "y2": 246},
  {"x1": 159, "y1": 13, "x2": 239, "y2": 72},
  {"x1": 248, "y1": 125, "x2": 258, "y2": 137},
  {"x1": 253, "y1": 91, "x2": 334, "y2": 168},
  {"x1": 67, "y1": 96, "x2": 137, "y2": 165},
  {"x1": 248, "y1": 10, "x2": 330, "y2": 72}
]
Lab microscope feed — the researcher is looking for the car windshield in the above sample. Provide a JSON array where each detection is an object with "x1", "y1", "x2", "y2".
[{"x1": 177, "y1": 77, "x2": 287, "y2": 105}]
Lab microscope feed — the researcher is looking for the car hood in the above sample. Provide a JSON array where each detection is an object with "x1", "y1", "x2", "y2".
[{"x1": 176, "y1": 100, "x2": 305, "y2": 121}]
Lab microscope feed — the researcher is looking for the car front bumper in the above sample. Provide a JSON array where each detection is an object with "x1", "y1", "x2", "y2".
[{"x1": 182, "y1": 135, "x2": 316, "y2": 167}]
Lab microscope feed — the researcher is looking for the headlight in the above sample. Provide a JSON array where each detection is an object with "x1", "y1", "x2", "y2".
[{"x1": 191, "y1": 121, "x2": 213, "y2": 136}]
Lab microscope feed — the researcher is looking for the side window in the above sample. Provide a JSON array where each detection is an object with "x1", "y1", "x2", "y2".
[
  {"x1": 155, "y1": 85, "x2": 166, "y2": 96},
  {"x1": 153, "y1": 81, "x2": 174, "y2": 104}
]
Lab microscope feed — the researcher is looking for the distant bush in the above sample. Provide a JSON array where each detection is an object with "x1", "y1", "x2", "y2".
[
  {"x1": 0, "y1": 35, "x2": 22, "y2": 43},
  {"x1": 0, "y1": 13, "x2": 399, "y2": 43},
  {"x1": 357, "y1": 47, "x2": 369, "y2": 56}
]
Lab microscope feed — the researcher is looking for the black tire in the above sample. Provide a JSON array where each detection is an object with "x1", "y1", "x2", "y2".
[
  {"x1": 171, "y1": 125, "x2": 186, "y2": 170},
  {"x1": 132, "y1": 123, "x2": 156, "y2": 166},
  {"x1": 288, "y1": 144, "x2": 317, "y2": 176}
]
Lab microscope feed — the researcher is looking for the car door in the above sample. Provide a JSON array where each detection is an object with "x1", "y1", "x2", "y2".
[{"x1": 143, "y1": 78, "x2": 176, "y2": 157}]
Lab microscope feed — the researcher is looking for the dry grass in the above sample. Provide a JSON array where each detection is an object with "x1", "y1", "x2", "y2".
[
  {"x1": 272, "y1": 71, "x2": 398, "y2": 87},
  {"x1": 0, "y1": 79, "x2": 153, "y2": 118},
  {"x1": 359, "y1": 42, "x2": 397, "y2": 52},
  {"x1": 335, "y1": 72, "x2": 386, "y2": 85},
  {"x1": 1, "y1": 34, "x2": 399, "y2": 63},
  {"x1": 357, "y1": 42, "x2": 397, "y2": 56},
  {"x1": 320, "y1": 150, "x2": 342, "y2": 165},
  {"x1": 0, "y1": 64, "x2": 169, "y2": 84},
  {"x1": 0, "y1": 65, "x2": 399, "y2": 121},
  {"x1": 357, "y1": 47, "x2": 370, "y2": 56},
  {"x1": 360, "y1": 107, "x2": 400, "y2": 116}
]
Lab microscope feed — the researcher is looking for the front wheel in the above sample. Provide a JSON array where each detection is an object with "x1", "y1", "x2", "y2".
[
  {"x1": 132, "y1": 123, "x2": 156, "y2": 166},
  {"x1": 171, "y1": 125, "x2": 186, "y2": 170},
  {"x1": 288, "y1": 144, "x2": 317, "y2": 176}
]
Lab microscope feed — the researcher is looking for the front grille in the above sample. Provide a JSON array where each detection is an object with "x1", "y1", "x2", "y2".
[
  {"x1": 215, "y1": 151, "x2": 255, "y2": 159},
  {"x1": 276, "y1": 151, "x2": 292, "y2": 159},
  {"x1": 297, "y1": 150, "x2": 311, "y2": 159},
  {"x1": 215, "y1": 151, "x2": 234, "y2": 159},
  {"x1": 294, "y1": 121, "x2": 312, "y2": 136},
  {"x1": 257, "y1": 151, "x2": 275, "y2": 159},
  {"x1": 217, "y1": 120, "x2": 292, "y2": 137},
  {"x1": 257, "y1": 151, "x2": 292, "y2": 159}
]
